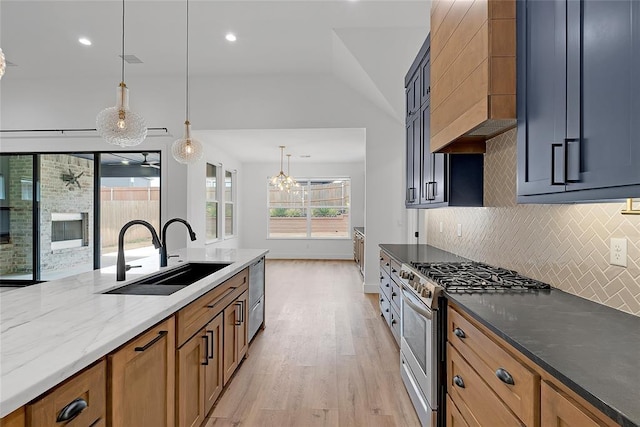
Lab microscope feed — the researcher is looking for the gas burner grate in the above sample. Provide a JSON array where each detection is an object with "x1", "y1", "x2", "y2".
[{"x1": 410, "y1": 261, "x2": 550, "y2": 292}]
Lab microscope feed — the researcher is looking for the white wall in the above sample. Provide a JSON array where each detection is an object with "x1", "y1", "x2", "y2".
[
  {"x1": 241, "y1": 161, "x2": 364, "y2": 260},
  {"x1": 1, "y1": 72, "x2": 408, "y2": 291}
]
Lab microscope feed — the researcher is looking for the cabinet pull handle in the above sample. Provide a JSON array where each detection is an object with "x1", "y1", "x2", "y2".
[
  {"x1": 235, "y1": 302, "x2": 243, "y2": 325},
  {"x1": 453, "y1": 328, "x2": 466, "y2": 339},
  {"x1": 427, "y1": 181, "x2": 437, "y2": 200},
  {"x1": 380, "y1": 298, "x2": 384, "y2": 303},
  {"x1": 565, "y1": 138, "x2": 581, "y2": 182},
  {"x1": 551, "y1": 142, "x2": 565, "y2": 185},
  {"x1": 207, "y1": 330, "x2": 215, "y2": 359},
  {"x1": 407, "y1": 187, "x2": 416, "y2": 203},
  {"x1": 134, "y1": 330, "x2": 168, "y2": 352},
  {"x1": 202, "y1": 334, "x2": 209, "y2": 365},
  {"x1": 495, "y1": 368, "x2": 515, "y2": 385},
  {"x1": 380, "y1": 275, "x2": 384, "y2": 281},
  {"x1": 385, "y1": 308, "x2": 389, "y2": 313},
  {"x1": 385, "y1": 283, "x2": 390, "y2": 288},
  {"x1": 391, "y1": 292, "x2": 397, "y2": 297},
  {"x1": 56, "y1": 398, "x2": 87, "y2": 422},
  {"x1": 453, "y1": 375, "x2": 465, "y2": 388},
  {"x1": 391, "y1": 319, "x2": 397, "y2": 326}
]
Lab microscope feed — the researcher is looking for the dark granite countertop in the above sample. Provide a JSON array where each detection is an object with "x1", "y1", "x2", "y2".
[
  {"x1": 379, "y1": 244, "x2": 470, "y2": 264},
  {"x1": 378, "y1": 244, "x2": 640, "y2": 427},
  {"x1": 353, "y1": 227, "x2": 364, "y2": 235}
]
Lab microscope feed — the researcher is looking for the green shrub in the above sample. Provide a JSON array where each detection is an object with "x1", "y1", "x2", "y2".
[{"x1": 312, "y1": 208, "x2": 339, "y2": 217}]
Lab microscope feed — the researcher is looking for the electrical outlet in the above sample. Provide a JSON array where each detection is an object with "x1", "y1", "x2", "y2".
[
  {"x1": 439, "y1": 222, "x2": 443, "y2": 233},
  {"x1": 610, "y1": 238, "x2": 627, "y2": 267},
  {"x1": 457, "y1": 223, "x2": 462, "y2": 237}
]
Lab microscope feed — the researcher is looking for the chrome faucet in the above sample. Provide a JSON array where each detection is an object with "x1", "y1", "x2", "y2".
[
  {"x1": 160, "y1": 218, "x2": 197, "y2": 267},
  {"x1": 116, "y1": 220, "x2": 162, "y2": 281}
]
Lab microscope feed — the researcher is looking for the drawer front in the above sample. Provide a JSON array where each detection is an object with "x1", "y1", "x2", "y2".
[
  {"x1": 177, "y1": 268, "x2": 248, "y2": 347},
  {"x1": 389, "y1": 276, "x2": 401, "y2": 314},
  {"x1": 248, "y1": 257, "x2": 265, "y2": 308},
  {"x1": 379, "y1": 250, "x2": 391, "y2": 274},
  {"x1": 26, "y1": 360, "x2": 106, "y2": 427},
  {"x1": 446, "y1": 394, "x2": 471, "y2": 427},
  {"x1": 448, "y1": 344, "x2": 524, "y2": 427},
  {"x1": 389, "y1": 304, "x2": 401, "y2": 345},
  {"x1": 448, "y1": 306, "x2": 539, "y2": 426},
  {"x1": 379, "y1": 290, "x2": 391, "y2": 326},
  {"x1": 541, "y1": 381, "x2": 610, "y2": 427},
  {"x1": 389, "y1": 257, "x2": 402, "y2": 282},
  {"x1": 379, "y1": 269, "x2": 392, "y2": 300}
]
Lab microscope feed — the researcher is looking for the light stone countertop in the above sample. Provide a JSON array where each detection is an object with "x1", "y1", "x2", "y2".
[{"x1": 0, "y1": 247, "x2": 268, "y2": 418}]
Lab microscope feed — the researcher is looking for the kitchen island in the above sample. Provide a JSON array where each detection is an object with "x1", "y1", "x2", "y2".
[
  {"x1": 0, "y1": 247, "x2": 267, "y2": 420},
  {"x1": 380, "y1": 244, "x2": 640, "y2": 427}
]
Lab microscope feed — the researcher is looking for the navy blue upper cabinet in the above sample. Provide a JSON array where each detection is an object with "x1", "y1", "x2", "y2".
[{"x1": 517, "y1": 0, "x2": 640, "y2": 202}]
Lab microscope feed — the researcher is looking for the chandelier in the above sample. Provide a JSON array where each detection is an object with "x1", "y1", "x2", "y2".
[
  {"x1": 96, "y1": 0, "x2": 147, "y2": 147},
  {"x1": 171, "y1": 0, "x2": 204, "y2": 164},
  {"x1": 270, "y1": 146, "x2": 296, "y2": 191}
]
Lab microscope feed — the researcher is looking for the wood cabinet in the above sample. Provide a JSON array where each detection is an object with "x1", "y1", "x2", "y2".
[
  {"x1": 25, "y1": 360, "x2": 106, "y2": 427},
  {"x1": 0, "y1": 408, "x2": 25, "y2": 427},
  {"x1": 353, "y1": 229, "x2": 364, "y2": 276},
  {"x1": 405, "y1": 35, "x2": 484, "y2": 209},
  {"x1": 447, "y1": 303, "x2": 619, "y2": 427},
  {"x1": 223, "y1": 290, "x2": 249, "y2": 385},
  {"x1": 430, "y1": 0, "x2": 516, "y2": 153},
  {"x1": 517, "y1": 0, "x2": 640, "y2": 203},
  {"x1": 378, "y1": 250, "x2": 401, "y2": 345},
  {"x1": 109, "y1": 318, "x2": 175, "y2": 427},
  {"x1": 177, "y1": 314, "x2": 223, "y2": 427}
]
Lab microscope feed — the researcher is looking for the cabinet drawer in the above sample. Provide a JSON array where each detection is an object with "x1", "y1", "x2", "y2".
[
  {"x1": 379, "y1": 251, "x2": 391, "y2": 274},
  {"x1": 448, "y1": 344, "x2": 524, "y2": 427},
  {"x1": 389, "y1": 276, "x2": 401, "y2": 314},
  {"x1": 177, "y1": 268, "x2": 248, "y2": 347},
  {"x1": 446, "y1": 394, "x2": 470, "y2": 427},
  {"x1": 541, "y1": 381, "x2": 613, "y2": 427},
  {"x1": 379, "y1": 290, "x2": 391, "y2": 325},
  {"x1": 389, "y1": 304, "x2": 400, "y2": 345},
  {"x1": 389, "y1": 258, "x2": 402, "y2": 282},
  {"x1": 379, "y1": 269, "x2": 392, "y2": 300},
  {"x1": 26, "y1": 360, "x2": 106, "y2": 427},
  {"x1": 448, "y1": 306, "x2": 539, "y2": 426},
  {"x1": 248, "y1": 296, "x2": 264, "y2": 342}
]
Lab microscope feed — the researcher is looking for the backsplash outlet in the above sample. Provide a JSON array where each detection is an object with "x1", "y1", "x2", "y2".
[{"x1": 426, "y1": 129, "x2": 640, "y2": 316}]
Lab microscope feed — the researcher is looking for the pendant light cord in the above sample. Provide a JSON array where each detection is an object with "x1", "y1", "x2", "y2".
[
  {"x1": 186, "y1": 0, "x2": 190, "y2": 121},
  {"x1": 121, "y1": 0, "x2": 125, "y2": 84}
]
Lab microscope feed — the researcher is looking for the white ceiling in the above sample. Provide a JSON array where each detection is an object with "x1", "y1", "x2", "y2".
[{"x1": 0, "y1": 0, "x2": 430, "y2": 163}]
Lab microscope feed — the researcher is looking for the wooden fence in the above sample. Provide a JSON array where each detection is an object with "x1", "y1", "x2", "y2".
[
  {"x1": 269, "y1": 215, "x2": 350, "y2": 237},
  {"x1": 100, "y1": 188, "x2": 160, "y2": 248}
]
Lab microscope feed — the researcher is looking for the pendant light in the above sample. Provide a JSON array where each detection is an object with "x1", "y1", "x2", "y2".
[
  {"x1": 96, "y1": 0, "x2": 147, "y2": 147},
  {"x1": 0, "y1": 48, "x2": 6, "y2": 80},
  {"x1": 171, "y1": 0, "x2": 203, "y2": 164},
  {"x1": 270, "y1": 146, "x2": 289, "y2": 191}
]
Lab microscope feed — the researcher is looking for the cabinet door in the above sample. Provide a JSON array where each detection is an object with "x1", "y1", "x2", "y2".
[
  {"x1": 109, "y1": 318, "x2": 175, "y2": 427},
  {"x1": 541, "y1": 381, "x2": 607, "y2": 427},
  {"x1": 1, "y1": 408, "x2": 25, "y2": 427},
  {"x1": 573, "y1": 0, "x2": 640, "y2": 191},
  {"x1": 223, "y1": 302, "x2": 239, "y2": 385},
  {"x1": 204, "y1": 314, "x2": 224, "y2": 416},
  {"x1": 177, "y1": 328, "x2": 206, "y2": 427},
  {"x1": 420, "y1": 102, "x2": 434, "y2": 205},
  {"x1": 420, "y1": 49, "x2": 431, "y2": 106},
  {"x1": 406, "y1": 112, "x2": 421, "y2": 206},
  {"x1": 406, "y1": 72, "x2": 421, "y2": 119},
  {"x1": 236, "y1": 290, "x2": 249, "y2": 363},
  {"x1": 517, "y1": 0, "x2": 568, "y2": 197}
]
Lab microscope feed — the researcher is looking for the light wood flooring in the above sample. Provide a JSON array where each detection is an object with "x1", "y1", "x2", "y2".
[{"x1": 205, "y1": 259, "x2": 420, "y2": 427}]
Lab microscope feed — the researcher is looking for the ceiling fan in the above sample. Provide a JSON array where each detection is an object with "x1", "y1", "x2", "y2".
[{"x1": 140, "y1": 152, "x2": 160, "y2": 169}]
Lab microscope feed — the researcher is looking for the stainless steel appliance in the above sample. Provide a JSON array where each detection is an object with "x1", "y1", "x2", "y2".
[{"x1": 398, "y1": 261, "x2": 550, "y2": 427}]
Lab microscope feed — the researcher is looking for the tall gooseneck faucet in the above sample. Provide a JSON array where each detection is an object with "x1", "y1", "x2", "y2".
[
  {"x1": 160, "y1": 218, "x2": 197, "y2": 267},
  {"x1": 116, "y1": 220, "x2": 162, "y2": 281}
]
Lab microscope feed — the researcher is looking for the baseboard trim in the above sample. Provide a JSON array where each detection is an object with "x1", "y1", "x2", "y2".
[{"x1": 363, "y1": 283, "x2": 379, "y2": 294}]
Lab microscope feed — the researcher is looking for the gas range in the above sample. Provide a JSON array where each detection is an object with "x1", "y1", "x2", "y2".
[{"x1": 399, "y1": 261, "x2": 551, "y2": 308}]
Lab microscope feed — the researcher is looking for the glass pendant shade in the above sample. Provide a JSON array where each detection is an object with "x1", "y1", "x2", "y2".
[
  {"x1": 96, "y1": 83, "x2": 147, "y2": 147},
  {"x1": 0, "y1": 48, "x2": 5, "y2": 79},
  {"x1": 172, "y1": 120, "x2": 204, "y2": 164}
]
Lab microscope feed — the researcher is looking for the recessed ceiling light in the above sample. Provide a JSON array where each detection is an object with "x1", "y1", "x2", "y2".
[
  {"x1": 225, "y1": 33, "x2": 237, "y2": 42},
  {"x1": 78, "y1": 37, "x2": 92, "y2": 46}
]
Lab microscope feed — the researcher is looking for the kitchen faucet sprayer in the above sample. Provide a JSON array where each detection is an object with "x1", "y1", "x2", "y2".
[
  {"x1": 116, "y1": 220, "x2": 162, "y2": 281},
  {"x1": 160, "y1": 218, "x2": 197, "y2": 267}
]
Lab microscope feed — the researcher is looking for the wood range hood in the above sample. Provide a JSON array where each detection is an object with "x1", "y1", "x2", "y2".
[{"x1": 430, "y1": 0, "x2": 516, "y2": 154}]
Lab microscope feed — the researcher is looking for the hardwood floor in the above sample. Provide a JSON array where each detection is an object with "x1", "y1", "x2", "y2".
[{"x1": 205, "y1": 259, "x2": 420, "y2": 427}]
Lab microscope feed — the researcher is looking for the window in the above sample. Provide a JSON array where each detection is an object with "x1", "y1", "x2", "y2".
[
  {"x1": 224, "y1": 170, "x2": 236, "y2": 237},
  {"x1": 206, "y1": 163, "x2": 218, "y2": 242},
  {"x1": 268, "y1": 178, "x2": 350, "y2": 239}
]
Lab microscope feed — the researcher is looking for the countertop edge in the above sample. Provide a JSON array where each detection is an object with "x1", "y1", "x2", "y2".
[
  {"x1": 446, "y1": 293, "x2": 637, "y2": 427},
  {"x1": 0, "y1": 248, "x2": 268, "y2": 418}
]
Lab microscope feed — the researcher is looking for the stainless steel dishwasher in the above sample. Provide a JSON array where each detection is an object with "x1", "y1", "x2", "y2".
[{"x1": 248, "y1": 256, "x2": 265, "y2": 341}]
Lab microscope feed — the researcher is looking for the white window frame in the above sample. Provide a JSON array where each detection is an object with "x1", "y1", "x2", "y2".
[
  {"x1": 223, "y1": 169, "x2": 237, "y2": 239},
  {"x1": 205, "y1": 162, "x2": 221, "y2": 244},
  {"x1": 267, "y1": 177, "x2": 351, "y2": 240}
]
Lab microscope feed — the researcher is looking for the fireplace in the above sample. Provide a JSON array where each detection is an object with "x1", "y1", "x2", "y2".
[{"x1": 51, "y1": 213, "x2": 89, "y2": 250}]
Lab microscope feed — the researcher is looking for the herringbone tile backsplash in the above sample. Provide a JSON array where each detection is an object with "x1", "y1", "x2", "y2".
[{"x1": 426, "y1": 129, "x2": 640, "y2": 316}]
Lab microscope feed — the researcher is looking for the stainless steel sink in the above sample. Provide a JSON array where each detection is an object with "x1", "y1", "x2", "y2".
[{"x1": 103, "y1": 262, "x2": 231, "y2": 296}]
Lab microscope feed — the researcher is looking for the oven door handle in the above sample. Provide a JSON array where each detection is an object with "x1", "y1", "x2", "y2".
[{"x1": 402, "y1": 289, "x2": 433, "y2": 320}]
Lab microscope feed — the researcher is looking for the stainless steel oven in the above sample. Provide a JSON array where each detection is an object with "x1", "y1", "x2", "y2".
[{"x1": 398, "y1": 265, "x2": 442, "y2": 427}]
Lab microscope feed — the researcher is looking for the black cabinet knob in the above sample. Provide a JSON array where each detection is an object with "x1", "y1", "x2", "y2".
[
  {"x1": 495, "y1": 368, "x2": 515, "y2": 385},
  {"x1": 453, "y1": 375, "x2": 465, "y2": 388},
  {"x1": 453, "y1": 328, "x2": 466, "y2": 339}
]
